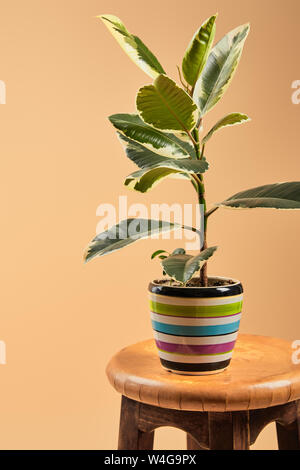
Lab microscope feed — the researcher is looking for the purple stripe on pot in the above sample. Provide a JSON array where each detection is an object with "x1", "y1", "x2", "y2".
[{"x1": 155, "y1": 340, "x2": 236, "y2": 355}]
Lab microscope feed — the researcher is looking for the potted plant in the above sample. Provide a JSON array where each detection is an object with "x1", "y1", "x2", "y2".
[{"x1": 84, "y1": 14, "x2": 300, "y2": 375}]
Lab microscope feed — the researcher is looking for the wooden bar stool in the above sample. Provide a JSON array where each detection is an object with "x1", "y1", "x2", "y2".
[{"x1": 106, "y1": 334, "x2": 300, "y2": 450}]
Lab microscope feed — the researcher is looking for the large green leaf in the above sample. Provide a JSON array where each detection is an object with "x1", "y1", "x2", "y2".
[
  {"x1": 109, "y1": 114, "x2": 196, "y2": 158},
  {"x1": 84, "y1": 219, "x2": 199, "y2": 262},
  {"x1": 124, "y1": 167, "x2": 185, "y2": 193},
  {"x1": 218, "y1": 182, "x2": 300, "y2": 209},
  {"x1": 99, "y1": 15, "x2": 165, "y2": 78},
  {"x1": 119, "y1": 134, "x2": 208, "y2": 172},
  {"x1": 162, "y1": 246, "x2": 218, "y2": 284},
  {"x1": 182, "y1": 15, "x2": 217, "y2": 88},
  {"x1": 193, "y1": 24, "x2": 250, "y2": 116},
  {"x1": 202, "y1": 113, "x2": 250, "y2": 145},
  {"x1": 84, "y1": 219, "x2": 179, "y2": 262},
  {"x1": 136, "y1": 74, "x2": 199, "y2": 132}
]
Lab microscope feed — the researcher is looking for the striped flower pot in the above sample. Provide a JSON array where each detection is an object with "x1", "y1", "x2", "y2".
[{"x1": 149, "y1": 277, "x2": 243, "y2": 375}]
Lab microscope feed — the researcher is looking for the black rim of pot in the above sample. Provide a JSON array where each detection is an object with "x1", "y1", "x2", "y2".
[{"x1": 149, "y1": 276, "x2": 243, "y2": 298}]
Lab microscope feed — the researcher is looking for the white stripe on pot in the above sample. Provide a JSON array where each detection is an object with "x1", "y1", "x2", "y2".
[
  {"x1": 158, "y1": 349, "x2": 233, "y2": 363},
  {"x1": 151, "y1": 312, "x2": 241, "y2": 326},
  {"x1": 153, "y1": 331, "x2": 238, "y2": 345},
  {"x1": 149, "y1": 293, "x2": 243, "y2": 306}
]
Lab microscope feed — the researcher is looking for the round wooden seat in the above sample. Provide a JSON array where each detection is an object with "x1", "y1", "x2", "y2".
[{"x1": 106, "y1": 334, "x2": 300, "y2": 412}]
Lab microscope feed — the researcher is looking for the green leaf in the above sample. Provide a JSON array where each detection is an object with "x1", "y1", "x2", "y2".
[
  {"x1": 84, "y1": 219, "x2": 180, "y2": 262},
  {"x1": 109, "y1": 114, "x2": 196, "y2": 158},
  {"x1": 151, "y1": 249, "x2": 169, "y2": 259},
  {"x1": 119, "y1": 134, "x2": 208, "y2": 173},
  {"x1": 172, "y1": 248, "x2": 186, "y2": 255},
  {"x1": 182, "y1": 15, "x2": 217, "y2": 88},
  {"x1": 193, "y1": 23, "x2": 250, "y2": 116},
  {"x1": 84, "y1": 219, "x2": 200, "y2": 262},
  {"x1": 136, "y1": 74, "x2": 199, "y2": 132},
  {"x1": 202, "y1": 113, "x2": 250, "y2": 145},
  {"x1": 162, "y1": 246, "x2": 218, "y2": 284},
  {"x1": 218, "y1": 182, "x2": 300, "y2": 209},
  {"x1": 99, "y1": 15, "x2": 165, "y2": 78},
  {"x1": 125, "y1": 167, "x2": 184, "y2": 193}
]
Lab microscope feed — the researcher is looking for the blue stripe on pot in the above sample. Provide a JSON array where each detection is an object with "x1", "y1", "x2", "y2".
[{"x1": 151, "y1": 320, "x2": 240, "y2": 336}]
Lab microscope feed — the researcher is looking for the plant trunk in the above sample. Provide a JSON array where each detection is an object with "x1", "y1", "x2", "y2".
[
  {"x1": 200, "y1": 247, "x2": 208, "y2": 286},
  {"x1": 198, "y1": 181, "x2": 208, "y2": 287},
  {"x1": 200, "y1": 223, "x2": 208, "y2": 286},
  {"x1": 192, "y1": 127, "x2": 208, "y2": 288}
]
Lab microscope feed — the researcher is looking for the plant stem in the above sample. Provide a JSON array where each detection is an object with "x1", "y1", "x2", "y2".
[
  {"x1": 200, "y1": 143, "x2": 205, "y2": 159},
  {"x1": 186, "y1": 130, "x2": 197, "y2": 146},
  {"x1": 198, "y1": 186, "x2": 208, "y2": 287},
  {"x1": 192, "y1": 127, "x2": 201, "y2": 159},
  {"x1": 205, "y1": 206, "x2": 219, "y2": 218},
  {"x1": 192, "y1": 127, "x2": 208, "y2": 287},
  {"x1": 200, "y1": 239, "x2": 208, "y2": 285}
]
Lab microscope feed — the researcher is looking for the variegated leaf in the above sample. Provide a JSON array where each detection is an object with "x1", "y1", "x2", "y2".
[
  {"x1": 202, "y1": 113, "x2": 250, "y2": 144},
  {"x1": 99, "y1": 15, "x2": 165, "y2": 78},
  {"x1": 182, "y1": 15, "x2": 217, "y2": 88},
  {"x1": 193, "y1": 24, "x2": 250, "y2": 116},
  {"x1": 109, "y1": 113, "x2": 195, "y2": 158},
  {"x1": 84, "y1": 219, "x2": 198, "y2": 262},
  {"x1": 162, "y1": 246, "x2": 218, "y2": 284},
  {"x1": 118, "y1": 134, "x2": 208, "y2": 173},
  {"x1": 136, "y1": 74, "x2": 199, "y2": 133},
  {"x1": 218, "y1": 182, "x2": 300, "y2": 209},
  {"x1": 124, "y1": 167, "x2": 185, "y2": 192}
]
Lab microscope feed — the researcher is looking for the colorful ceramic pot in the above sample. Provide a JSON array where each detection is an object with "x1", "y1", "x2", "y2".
[{"x1": 148, "y1": 277, "x2": 243, "y2": 375}]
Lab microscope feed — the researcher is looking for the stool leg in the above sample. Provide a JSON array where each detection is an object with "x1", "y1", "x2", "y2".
[
  {"x1": 276, "y1": 401, "x2": 300, "y2": 450},
  {"x1": 208, "y1": 411, "x2": 250, "y2": 450},
  {"x1": 276, "y1": 422, "x2": 300, "y2": 450},
  {"x1": 118, "y1": 395, "x2": 154, "y2": 450},
  {"x1": 186, "y1": 433, "x2": 207, "y2": 450},
  {"x1": 232, "y1": 411, "x2": 250, "y2": 450}
]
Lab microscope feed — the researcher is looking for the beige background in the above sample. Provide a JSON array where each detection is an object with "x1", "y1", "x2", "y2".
[{"x1": 0, "y1": 0, "x2": 299, "y2": 450}]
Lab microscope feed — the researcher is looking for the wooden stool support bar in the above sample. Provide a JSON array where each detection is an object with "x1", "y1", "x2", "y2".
[{"x1": 118, "y1": 396, "x2": 300, "y2": 450}]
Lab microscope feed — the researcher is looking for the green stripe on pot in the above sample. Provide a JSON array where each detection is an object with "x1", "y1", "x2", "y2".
[{"x1": 149, "y1": 300, "x2": 242, "y2": 317}]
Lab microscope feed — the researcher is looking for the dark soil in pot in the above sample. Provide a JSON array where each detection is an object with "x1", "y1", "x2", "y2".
[{"x1": 153, "y1": 277, "x2": 236, "y2": 288}]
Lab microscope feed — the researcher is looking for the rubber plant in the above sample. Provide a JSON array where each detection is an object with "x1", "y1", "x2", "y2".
[
  {"x1": 84, "y1": 13, "x2": 300, "y2": 286},
  {"x1": 84, "y1": 15, "x2": 300, "y2": 374}
]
